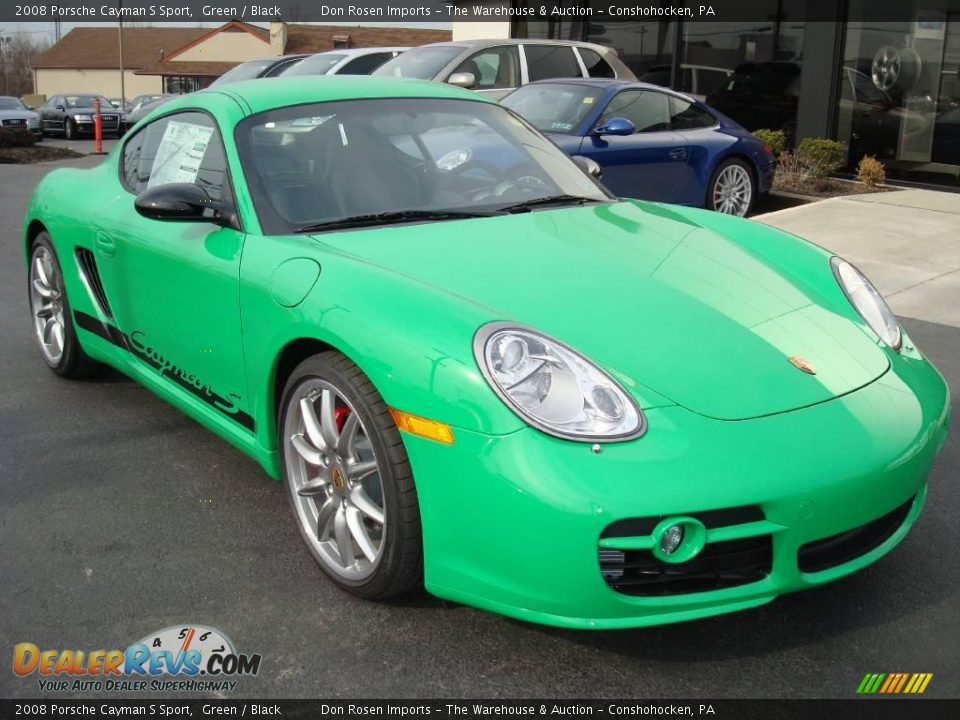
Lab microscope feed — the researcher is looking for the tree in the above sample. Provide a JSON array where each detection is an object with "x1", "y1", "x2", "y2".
[{"x1": 1, "y1": 32, "x2": 51, "y2": 97}]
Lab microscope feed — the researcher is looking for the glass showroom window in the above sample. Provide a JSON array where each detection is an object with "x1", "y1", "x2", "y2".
[
  {"x1": 837, "y1": 0, "x2": 960, "y2": 187},
  {"x1": 680, "y1": 2, "x2": 807, "y2": 140}
]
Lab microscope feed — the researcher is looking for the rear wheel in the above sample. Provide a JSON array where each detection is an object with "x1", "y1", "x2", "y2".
[
  {"x1": 279, "y1": 352, "x2": 422, "y2": 599},
  {"x1": 28, "y1": 233, "x2": 100, "y2": 378},
  {"x1": 707, "y1": 158, "x2": 755, "y2": 217}
]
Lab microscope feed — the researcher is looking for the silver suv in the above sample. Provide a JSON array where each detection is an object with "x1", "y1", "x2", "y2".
[{"x1": 373, "y1": 39, "x2": 634, "y2": 99}]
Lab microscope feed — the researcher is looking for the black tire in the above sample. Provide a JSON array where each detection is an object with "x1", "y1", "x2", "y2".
[
  {"x1": 64, "y1": 119, "x2": 76, "y2": 140},
  {"x1": 706, "y1": 158, "x2": 756, "y2": 217},
  {"x1": 28, "y1": 233, "x2": 101, "y2": 379},
  {"x1": 279, "y1": 351, "x2": 423, "y2": 599}
]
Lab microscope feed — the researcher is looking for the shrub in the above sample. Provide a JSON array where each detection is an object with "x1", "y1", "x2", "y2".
[
  {"x1": 773, "y1": 150, "x2": 815, "y2": 186},
  {"x1": 753, "y1": 129, "x2": 787, "y2": 156},
  {"x1": 856, "y1": 155, "x2": 886, "y2": 188},
  {"x1": 796, "y1": 137, "x2": 845, "y2": 177},
  {"x1": 0, "y1": 127, "x2": 39, "y2": 148}
]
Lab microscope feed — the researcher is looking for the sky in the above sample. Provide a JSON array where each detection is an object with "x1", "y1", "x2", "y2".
[{"x1": 1, "y1": 21, "x2": 451, "y2": 44}]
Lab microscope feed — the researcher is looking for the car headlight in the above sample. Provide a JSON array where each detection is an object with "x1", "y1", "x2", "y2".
[
  {"x1": 73, "y1": 114, "x2": 92, "y2": 121},
  {"x1": 474, "y1": 322, "x2": 645, "y2": 441},
  {"x1": 831, "y1": 257, "x2": 902, "y2": 351}
]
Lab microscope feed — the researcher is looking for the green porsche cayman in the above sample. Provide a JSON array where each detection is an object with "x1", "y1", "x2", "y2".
[{"x1": 24, "y1": 77, "x2": 949, "y2": 628}]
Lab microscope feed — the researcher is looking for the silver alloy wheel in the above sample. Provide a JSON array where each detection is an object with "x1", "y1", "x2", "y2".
[
  {"x1": 283, "y1": 380, "x2": 386, "y2": 581},
  {"x1": 712, "y1": 164, "x2": 753, "y2": 217},
  {"x1": 29, "y1": 246, "x2": 66, "y2": 365}
]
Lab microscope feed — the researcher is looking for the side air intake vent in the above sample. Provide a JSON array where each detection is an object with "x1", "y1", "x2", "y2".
[{"x1": 75, "y1": 248, "x2": 113, "y2": 319}]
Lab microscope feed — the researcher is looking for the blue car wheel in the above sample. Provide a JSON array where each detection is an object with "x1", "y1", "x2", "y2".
[{"x1": 707, "y1": 158, "x2": 756, "y2": 217}]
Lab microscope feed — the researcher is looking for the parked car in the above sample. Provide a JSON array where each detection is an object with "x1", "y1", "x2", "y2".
[
  {"x1": 280, "y1": 48, "x2": 408, "y2": 77},
  {"x1": 23, "y1": 76, "x2": 949, "y2": 629},
  {"x1": 706, "y1": 61, "x2": 802, "y2": 140},
  {"x1": 373, "y1": 38, "x2": 634, "y2": 99},
  {"x1": 39, "y1": 94, "x2": 126, "y2": 139},
  {"x1": 126, "y1": 95, "x2": 177, "y2": 127},
  {"x1": 502, "y1": 79, "x2": 774, "y2": 216},
  {"x1": 129, "y1": 94, "x2": 170, "y2": 114},
  {"x1": 109, "y1": 98, "x2": 131, "y2": 111},
  {"x1": 209, "y1": 55, "x2": 309, "y2": 87},
  {"x1": 0, "y1": 96, "x2": 42, "y2": 137},
  {"x1": 638, "y1": 64, "x2": 733, "y2": 101}
]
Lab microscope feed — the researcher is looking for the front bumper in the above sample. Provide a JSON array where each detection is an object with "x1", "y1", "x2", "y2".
[{"x1": 403, "y1": 345, "x2": 950, "y2": 629}]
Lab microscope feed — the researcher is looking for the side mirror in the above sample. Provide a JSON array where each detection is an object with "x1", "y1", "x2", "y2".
[
  {"x1": 134, "y1": 183, "x2": 229, "y2": 224},
  {"x1": 594, "y1": 117, "x2": 636, "y2": 136},
  {"x1": 55, "y1": 104, "x2": 65, "y2": 111},
  {"x1": 572, "y1": 155, "x2": 603, "y2": 180},
  {"x1": 448, "y1": 72, "x2": 476, "y2": 89}
]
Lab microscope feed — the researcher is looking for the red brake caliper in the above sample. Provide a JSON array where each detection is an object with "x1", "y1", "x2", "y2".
[{"x1": 334, "y1": 406, "x2": 351, "y2": 433}]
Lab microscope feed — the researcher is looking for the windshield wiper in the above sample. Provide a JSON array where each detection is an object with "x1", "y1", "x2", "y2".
[
  {"x1": 496, "y1": 195, "x2": 598, "y2": 214},
  {"x1": 295, "y1": 209, "x2": 493, "y2": 234}
]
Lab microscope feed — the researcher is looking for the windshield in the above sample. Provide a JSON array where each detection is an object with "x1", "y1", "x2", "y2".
[
  {"x1": 281, "y1": 53, "x2": 347, "y2": 77},
  {"x1": 236, "y1": 98, "x2": 610, "y2": 234},
  {"x1": 64, "y1": 95, "x2": 110, "y2": 108},
  {"x1": 373, "y1": 46, "x2": 462, "y2": 79},
  {"x1": 0, "y1": 97, "x2": 25, "y2": 110},
  {"x1": 211, "y1": 59, "x2": 275, "y2": 87},
  {"x1": 502, "y1": 83, "x2": 605, "y2": 134}
]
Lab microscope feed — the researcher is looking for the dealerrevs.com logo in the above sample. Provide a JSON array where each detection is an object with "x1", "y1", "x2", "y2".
[{"x1": 13, "y1": 625, "x2": 262, "y2": 693}]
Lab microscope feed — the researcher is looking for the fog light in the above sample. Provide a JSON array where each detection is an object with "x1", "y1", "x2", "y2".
[
  {"x1": 651, "y1": 516, "x2": 707, "y2": 563},
  {"x1": 660, "y1": 524, "x2": 684, "y2": 555}
]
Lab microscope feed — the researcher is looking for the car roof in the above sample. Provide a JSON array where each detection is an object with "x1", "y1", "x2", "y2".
[
  {"x1": 203, "y1": 75, "x2": 493, "y2": 114},
  {"x1": 520, "y1": 77, "x2": 700, "y2": 102},
  {"x1": 416, "y1": 38, "x2": 615, "y2": 53},
  {"x1": 308, "y1": 47, "x2": 410, "y2": 58}
]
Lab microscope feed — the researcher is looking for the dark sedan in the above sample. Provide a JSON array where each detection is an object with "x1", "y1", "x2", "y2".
[{"x1": 39, "y1": 94, "x2": 126, "y2": 139}]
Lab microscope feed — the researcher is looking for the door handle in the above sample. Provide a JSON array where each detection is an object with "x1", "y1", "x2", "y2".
[
  {"x1": 95, "y1": 231, "x2": 117, "y2": 258},
  {"x1": 669, "y1": 148, "x2": 687, "y2": 160}
]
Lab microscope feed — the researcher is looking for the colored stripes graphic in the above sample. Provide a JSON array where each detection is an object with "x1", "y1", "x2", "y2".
[{"x1": 857, "y1": 673, "x2": 933, "y2": 694}]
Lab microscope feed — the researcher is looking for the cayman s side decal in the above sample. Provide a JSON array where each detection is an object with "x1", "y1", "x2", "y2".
[{"x1": 73, "y1": 311, "x2": 255, "y2": 432}]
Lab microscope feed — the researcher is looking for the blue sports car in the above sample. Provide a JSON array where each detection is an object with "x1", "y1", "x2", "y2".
[{"x1": 501, "y1": 78, "x2": 776, "y2": 216}]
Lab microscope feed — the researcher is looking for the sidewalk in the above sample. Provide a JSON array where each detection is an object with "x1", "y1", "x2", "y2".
[{"x1": 755, "y1": 189, "x2": 960, "y2": 329}]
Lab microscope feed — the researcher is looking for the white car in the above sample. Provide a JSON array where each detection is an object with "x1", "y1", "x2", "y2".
[
  {"x1": 279, "y1": 48, "x2": 408, "y2": 77},
  {"x1": 0, "y1": 96, "x2": 41, "y2": 138}
]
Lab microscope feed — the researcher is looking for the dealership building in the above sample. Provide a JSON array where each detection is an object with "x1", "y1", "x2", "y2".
[{"x1": 454, "y1": 0, "x2": 960, "y2": 188}]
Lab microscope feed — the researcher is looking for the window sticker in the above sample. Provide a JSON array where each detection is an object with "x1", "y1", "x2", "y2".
[
  {"x1": 582, "y1": 96, "x2": 595, "y2": 104},
  {"x1": 148, "y1": 120, "x2": 215, "y2": 188}
]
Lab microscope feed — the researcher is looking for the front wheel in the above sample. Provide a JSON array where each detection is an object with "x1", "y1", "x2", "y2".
[
  {"x1": 28, "y1": 233, "x2": 100, "y2": 378},
  {"x1": 707, "y1": 158, "x2": 755, "y2": 217},
  {"x1": 64, "y1": 119, "x2": 76, "y2": 140},
  {"x1": 279, "y1": 352, "x2": 422, "y2": 599}
]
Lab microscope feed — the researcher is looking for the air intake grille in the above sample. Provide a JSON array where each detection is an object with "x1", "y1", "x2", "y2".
[
  {"x1": 599, "y1": 505, "x2": 771, "y2": 597},
  {"x1": 75, "y1": 248, "x2": 113, "y2": 319},
  {"x1": 798, "y1": 497, "x2": 914, "y2": 573},
  {"x1": 599, "y1": 536, "x2": 772, "y2": 596}
]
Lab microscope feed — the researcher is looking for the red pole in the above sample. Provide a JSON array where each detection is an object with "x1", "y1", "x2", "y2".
[{"x1": 93, "y1": 97, "x2": 103, "y2": 154}]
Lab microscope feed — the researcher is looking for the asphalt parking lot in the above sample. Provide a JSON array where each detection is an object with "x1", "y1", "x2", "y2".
[{"x1": 1, "y1": 157, "x2": 958, "y2": 700}]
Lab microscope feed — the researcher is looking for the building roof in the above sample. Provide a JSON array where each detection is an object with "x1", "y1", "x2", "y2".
[
  {"x1": 34, "y1": 22, "x2": 452, "y2": 77},
  {"x1": 134, "y1": 61, "x2": 242, "y2": 78},
  {"x1": 284, "y1": 24, "x2": 451, "y2": 54},
  {"x1": 33, "y1": 26, "x2": 209, "y2": 69}
]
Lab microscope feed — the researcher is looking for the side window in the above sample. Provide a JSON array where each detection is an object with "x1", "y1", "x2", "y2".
[
  {"x1": 668, "y1": 96, "x2": 716, "y2": 130},
  {"x1": 339, "y1": 53, "x2": 393, "y2": 75},
  {"x1": 452, "y1": 46, "x2": 520, "y2": 90},
  {"x1": 577, "y1": 48, "x2": 615, "y2": 79},
  {"x1": 524, "y1": 45, "x2": 582, "y2": 82},
  {"x1": 121, "y1": 112, "x2": 227, "y2": 202},
  {"x1": 600, "y1": 90, "x2": 671, "y2": 133},
  {"x1": 47, "y1": 96, "x2": 61, "y2": 108}
]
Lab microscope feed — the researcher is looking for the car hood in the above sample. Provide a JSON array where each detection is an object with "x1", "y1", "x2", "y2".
[
  {"x1": 315, "y1": 200, "x2": 889, "y2": 421},
  {"x1": 0, "y1": 110, "x2": 37, "y2": 120}
]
